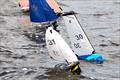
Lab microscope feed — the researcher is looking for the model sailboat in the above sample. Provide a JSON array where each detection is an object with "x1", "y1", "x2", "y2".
[
  {"x1": 29, "y1": 0, "x2": 81, "y2": 74},
  {"x1": 28, "y1": 0, "x2": 104, "y2": 64},
  {"x1": 63, "y1": 14, "x2": 104, "y2": 63}
]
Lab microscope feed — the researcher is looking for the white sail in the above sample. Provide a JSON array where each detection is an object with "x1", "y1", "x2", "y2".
[
  {"x1": 46, "y1": 27, "x2": 78, "y2": 63},
  {"x1": 63, "y1": 15, "x2": 95, "y2": 56}
]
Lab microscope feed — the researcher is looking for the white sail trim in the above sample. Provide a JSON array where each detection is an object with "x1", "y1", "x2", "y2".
[
  {"x1": 46, "y1": 27, "x2": 78, "y2": 63},
  {"x1": 63, "y1": 15, "x2": 94, "y2": 56}
]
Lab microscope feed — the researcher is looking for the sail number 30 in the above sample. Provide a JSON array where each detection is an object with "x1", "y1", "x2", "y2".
[
  {"x1": 73, "y1": 34, "x2": 83, "y2": 48},
  {"x1": 75, "y1": 34, "x2": 83, "y2": 40}
]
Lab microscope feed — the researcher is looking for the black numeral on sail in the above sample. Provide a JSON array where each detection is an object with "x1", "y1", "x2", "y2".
[
  {"x1": 75, "y1": 34, "x2": 83, "y2": 40},
  {"x1": 74, "y1": 43, "x2": 81, "y2": 48},
  {"x1": 48, "y1": 39, "x2": 56, "y2": 45}
]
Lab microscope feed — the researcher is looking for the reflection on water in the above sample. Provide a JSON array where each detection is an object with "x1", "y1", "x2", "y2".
[
  {"x1": 36, "y1": 68, "x2": 81, "y2": 80},
  {"x1": 35, "y1": 64, "x2": 98, "y2": 80},
  {"x1": 17, "y1": 17, "x2": 30, "y2": 27}
]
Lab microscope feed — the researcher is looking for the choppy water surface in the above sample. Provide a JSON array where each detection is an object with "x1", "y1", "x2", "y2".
[{"x1": 0, "y1": 0, "x2": 120, "y2": 80}]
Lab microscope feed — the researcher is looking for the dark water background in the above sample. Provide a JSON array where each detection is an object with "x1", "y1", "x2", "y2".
[{"x1": 0, "y1": 0, "x2": 120, "y2": 80}]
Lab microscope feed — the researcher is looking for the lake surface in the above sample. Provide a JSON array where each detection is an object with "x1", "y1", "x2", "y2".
[{"x1": 0, "y1": 0, "x2": 120, "y2": 80}]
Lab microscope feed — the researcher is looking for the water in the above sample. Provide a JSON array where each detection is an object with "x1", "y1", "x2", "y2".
[{"x1": 0, "y1": 0, "x2": 120, "y2": 80}]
